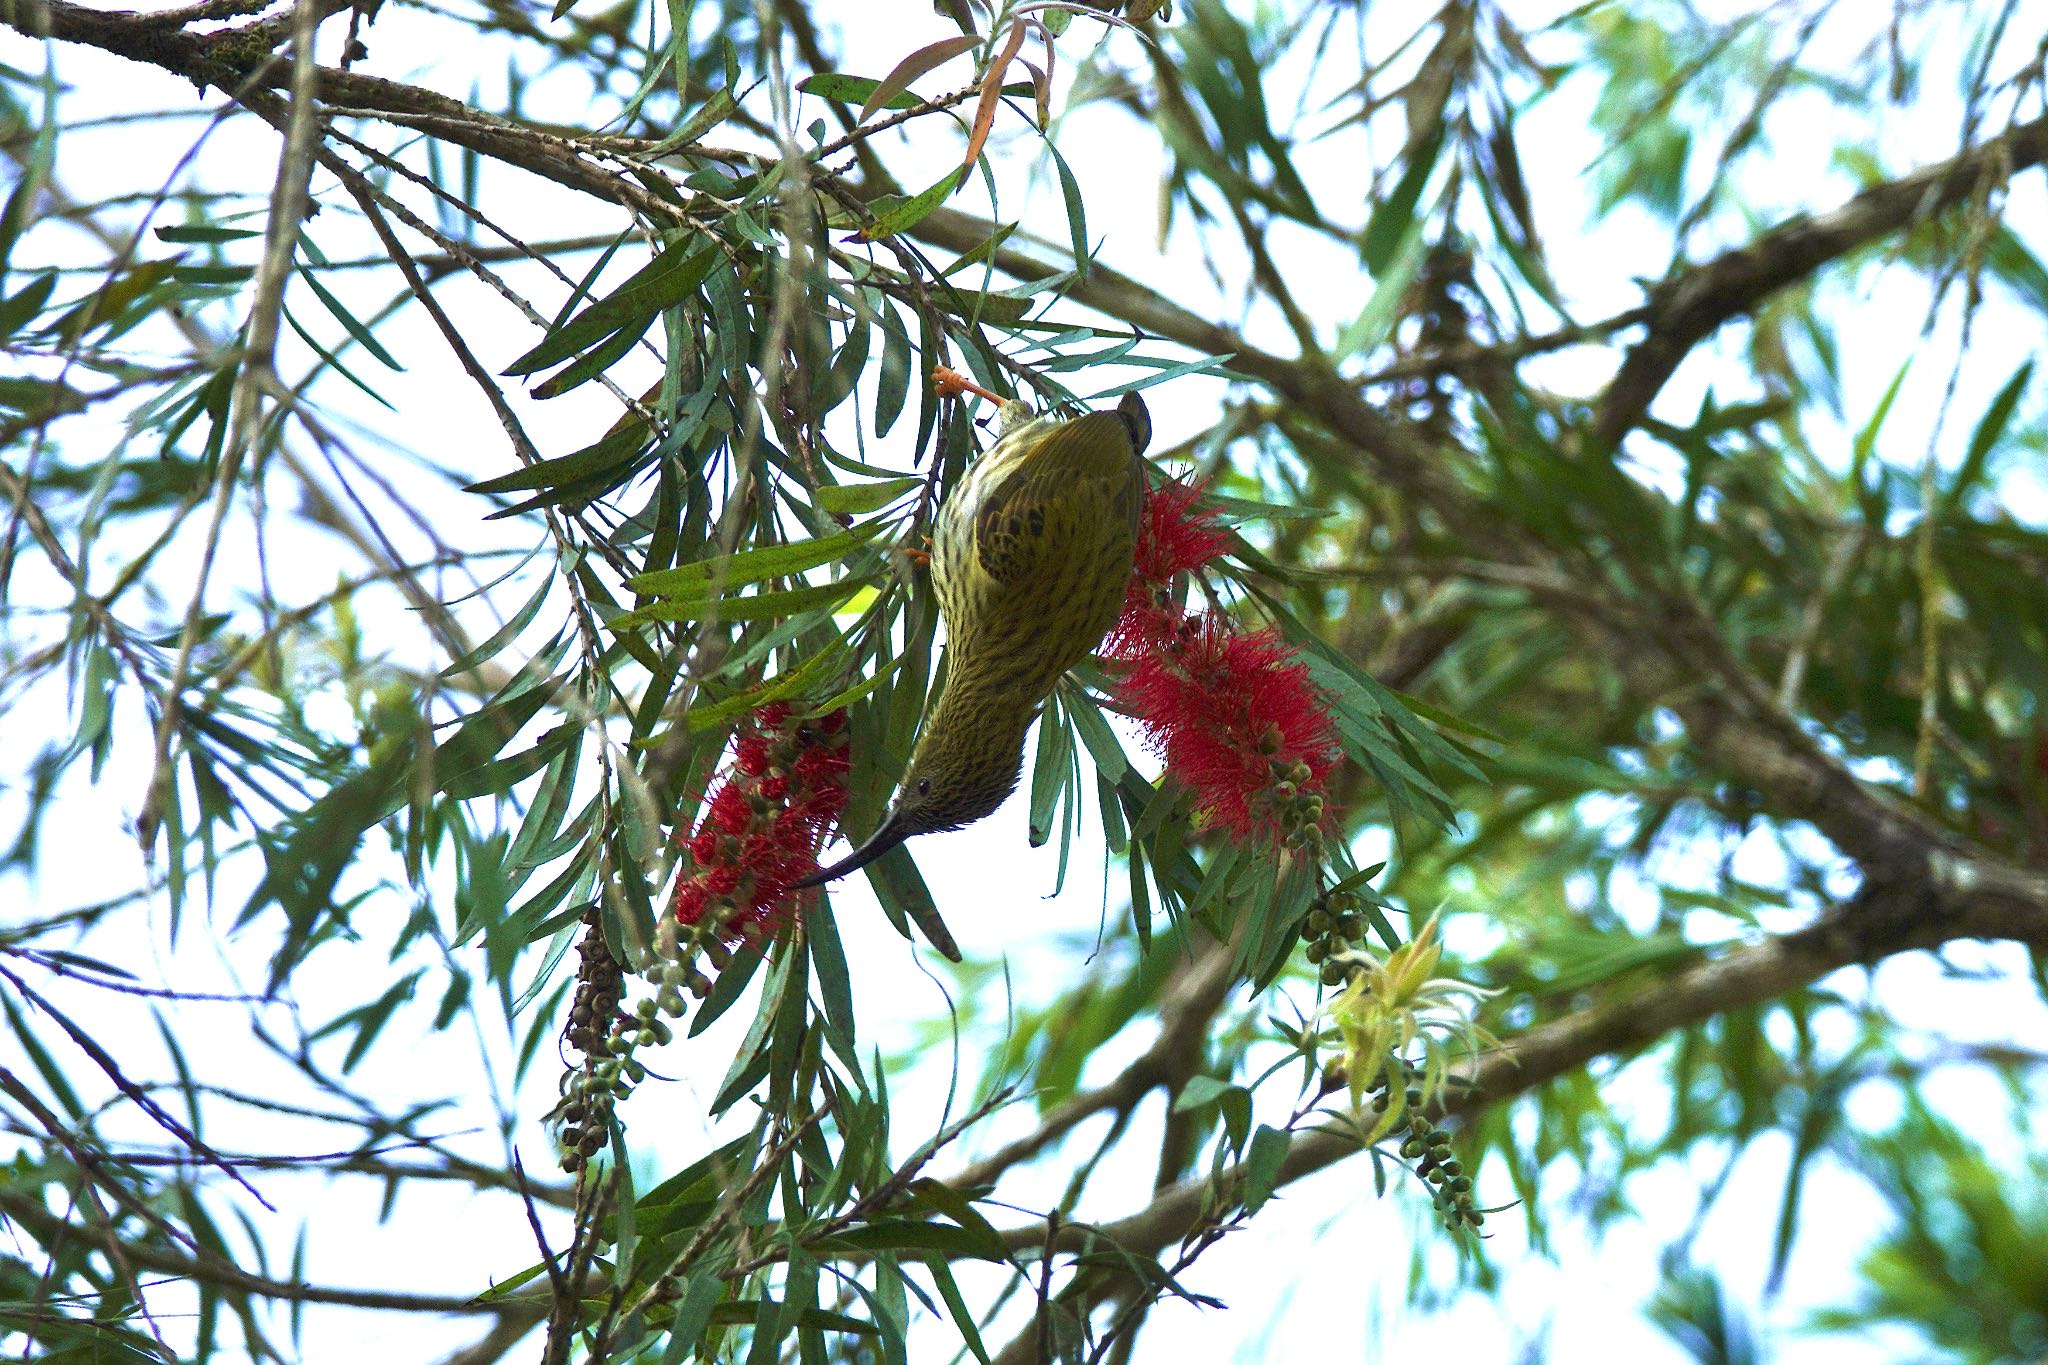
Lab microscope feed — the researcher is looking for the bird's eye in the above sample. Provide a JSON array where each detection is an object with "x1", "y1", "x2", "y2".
[{"x1": 916, "y1": 777, "x2": 932, "y2": 797}]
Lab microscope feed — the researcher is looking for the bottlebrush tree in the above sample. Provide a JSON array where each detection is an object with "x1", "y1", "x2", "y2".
[{"x1": 3, "y1": 3, "x2": 2047, "y2": 1364}]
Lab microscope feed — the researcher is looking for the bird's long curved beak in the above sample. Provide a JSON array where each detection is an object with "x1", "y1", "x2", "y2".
[
  {"x1": 792, "y1": 817, "x2": 963, "y2": 961},
  {"x1": 793, "y1": 816, "x2": 909, "y2": 889}
]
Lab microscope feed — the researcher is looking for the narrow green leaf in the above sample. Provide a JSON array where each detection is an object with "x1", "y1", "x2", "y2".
[
  {"x1": 798, "y1": 73, "x2": 924, "y2": 111},
  {"x1": 919, "y1": 1254, "x2": 993, "y2": 1365},
  {"x1": 1242, "y1": 1124, "x2": 1291, "y2": 1212},
  {"x1": 816, "y1": 477, "x2": 922, "y2": 516},
  {"x1": 1336, "y1": 202, "x2": 1431, "y2": 361},
  {"x1": 0, "y1": 272, "x2": 56, "y2": 339},
  {"x1": 938, "y1": 222, "x2": 1020, "y2": 279},
  {"x1": 619, "y1": 578, "x2": 865, "y2": 625},
  {"x1": 664, "y1": 1274, "x2": 724, "y2": 1361},
  {"x1": 808, "y1": 901, "x2": 858, "y2": 1059},
  {"x1": 1948, "y1": 360, "x2": 2031, "y2": 509},
  {"x1": 503, "y1": 237, "x2": 718, "y2": 376},
  {"x1": 1047, "y1": 140, "x2": 1089, "y2": 276},
  {"x1": 529, "y1": 309, "x2": 654, "y2": 399},
  {"x1": 629, "y1": 522, "x2": 885, "y2": 595},
  {"x1": 1080, "y1": 351, "x2": 1240, "y2": 399},
  {"x1": 440, "y1": 571, "x2": 555, "y2": 679},
  {"x1": 465, "y1": 420, "x2": 649, "y2": 497},
  {"x1": 1172, "y1": 1075, "x2": 1236, "y2": 1113},
  {"x1": 1027, "y1": 703, "x2": 1071, "y2": 847},
  {"x1": 856, "y1": 168, "x2": 965, "y2": 241},
  {"x1": 155, "y1": 224, "x2": 264, "y2": 244},
  {"x1": 639, "y1": 87, "x2": 740, "y2": 160},
  {"x1": 874, "y1": 302, "x2": 912, "y2": 437},
  {"x1": 1362, "y1": 123, "x2": 1445, "y2": 276},
  {"x1": 1061, "y1": 686, "x2": 1129, "y2": 784},
  {"x1": 296, "y1": 263, "x2": 402, "y2": 370}
]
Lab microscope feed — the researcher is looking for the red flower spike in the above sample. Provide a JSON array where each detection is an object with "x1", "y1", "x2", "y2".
[
  {"x1": 1136, "y1": 481, "x2": 1231, "y2": 582},
  {"x1": 1110, "y1": 483, "x2": 1233, "y2": 657},
  {"x1": 794, "y1": 743, "x2": 850, "y2": 786},
  {"x1": 1115, "y1": 612, "x2": 1339, "y2": 843},
  {"x1": 672, "y1": 881, "x2": 709, "y2": 924},
  {"x1": 669, "y1": 704, "x2": 854, "y2": 936},
  {"x1": 1099, "y1": 482, "x2": 1339, "y2": 845},
  {"x1": 709, "y1": 784, "x2": 751, "y2": 836}
]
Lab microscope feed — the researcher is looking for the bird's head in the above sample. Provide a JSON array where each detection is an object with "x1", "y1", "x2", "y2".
[{"x1": 794, "y1": 709, "x2": 1030, "y2": 889}]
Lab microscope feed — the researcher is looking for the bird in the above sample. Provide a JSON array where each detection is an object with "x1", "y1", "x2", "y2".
[{"x1": 796, "y1": 370, "x2": 1150, "y2": 915}]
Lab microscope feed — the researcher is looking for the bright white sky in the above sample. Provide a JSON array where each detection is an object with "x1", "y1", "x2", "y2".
[{"x1": 2, "y1": 2, "x2": 2045, "y2": 1362}]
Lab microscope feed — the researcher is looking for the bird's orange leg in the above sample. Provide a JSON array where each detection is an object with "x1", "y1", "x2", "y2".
[{"x1": 932, "y1": 364, "x2": 1005, "y2": 404}]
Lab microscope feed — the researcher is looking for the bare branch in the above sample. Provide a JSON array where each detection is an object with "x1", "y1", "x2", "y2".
[
  {"x1": 981, "y1": 869, "x2": 2048, "y2": 1317},
  {"x1": 1592, "y1": 112, "x2": 2048, "y2": 447}
]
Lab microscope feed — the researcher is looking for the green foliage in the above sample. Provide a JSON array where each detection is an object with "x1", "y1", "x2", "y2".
[{"x1": 1, "y1": 1, "x2": 2046, "y2": 1363}]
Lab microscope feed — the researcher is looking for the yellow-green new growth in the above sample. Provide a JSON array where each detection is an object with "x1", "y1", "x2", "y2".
[{"x1": 800, "y1": 377, "x2": 1150, "y2": 904}]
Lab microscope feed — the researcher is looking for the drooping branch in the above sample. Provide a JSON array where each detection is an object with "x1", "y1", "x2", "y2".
[{"x1": 0, "y1": 1189, "x2": 545, "y2": 1316}]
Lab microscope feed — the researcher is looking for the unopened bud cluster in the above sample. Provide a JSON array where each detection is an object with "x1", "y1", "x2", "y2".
[
  {"x1": 554, "y1": 703, "x2": 849, "y2": 1172},
  {"x1": 1364, "y1": 1057, "x2": 1482, "y2": 1232},
  {"x1": 1298, "y1": 891, "x2": 1370, "y2": 985},
  {"x1": 1311, "y1": 910, "x2": 1496, "y2": 1231},
  {"x1": 555, "y1": 905, "x2": 630, "y2": 1167}
]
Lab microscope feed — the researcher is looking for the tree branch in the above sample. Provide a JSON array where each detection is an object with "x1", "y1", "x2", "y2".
[
  {"x1": 0, "y1": 1189, "x2": 540, "y2": 1315},
  {"x1": 985, "y1": 869, "x2": 2047, "y2": 1287},
  {"x1": 943, "y1": 932, "x2": 1239, "y2": 1194},
  {"x1": 1591, "y1": 111, "x2": 2048, "y2": 446}
]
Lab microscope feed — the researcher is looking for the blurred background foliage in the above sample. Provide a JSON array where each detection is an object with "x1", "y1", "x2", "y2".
[{"x1": 1, "y1": 0, "x2": 2046, "y2": 1361}]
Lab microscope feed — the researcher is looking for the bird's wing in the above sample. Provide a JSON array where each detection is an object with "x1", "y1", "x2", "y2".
[{"x1": 971, "y1": 411, "x2": 1142, "y2": 586}]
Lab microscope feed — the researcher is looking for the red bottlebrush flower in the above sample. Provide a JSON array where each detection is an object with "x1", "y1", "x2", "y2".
[
  {"x1": 1109, "y1": 482, "x2": 1233, "y2": 656},
  {"x1": 709, "y1": 783, "x2": 751, "y2": 835},
  {"x1": 1118, "y1": 613, "x2": 1338, "y2": 841},
  {"x1": 669, "y1": 704, "x2": 852, "y2": 936},
  {"x1": 1104, "y1": 486, "x2": 1338, "y2": 847},
  {"x1": 1136, "y1": 480, "x2": 1232, "y2": 582},
  {"x1": 733, "y1": 734, "x2": 772, "y2": 776},
  {"x1": 672, "y1": 880, "x2": 708, "y2": 924}
]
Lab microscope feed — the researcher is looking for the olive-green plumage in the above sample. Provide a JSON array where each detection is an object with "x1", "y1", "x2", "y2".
[{"x1": 800, "y1": 391, "x2": 1150, "y2": 900}]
